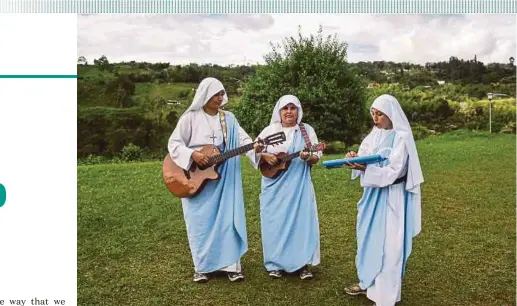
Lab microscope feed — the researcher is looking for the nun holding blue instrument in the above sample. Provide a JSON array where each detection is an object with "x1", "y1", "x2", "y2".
[{"x1": 334, "y1": 94, "x2": 424, "y2": 306}]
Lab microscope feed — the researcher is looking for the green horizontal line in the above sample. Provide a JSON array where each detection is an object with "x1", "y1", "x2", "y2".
[{"x1": 0, "y1": 75, "x2": 77, "y2": 79}]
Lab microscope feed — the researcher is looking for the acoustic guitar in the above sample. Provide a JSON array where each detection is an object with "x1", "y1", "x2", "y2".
[
  {"x1": 163, "y1": 131, "x2": 286, "y2": 198},
  {"x1": 259, "y1": 142, "x2": 327, "y2": 179}
]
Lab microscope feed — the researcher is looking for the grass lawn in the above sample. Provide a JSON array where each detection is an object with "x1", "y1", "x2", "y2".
[{"x1": 78, "y1": 131, "x2": 516, "y2": 305}]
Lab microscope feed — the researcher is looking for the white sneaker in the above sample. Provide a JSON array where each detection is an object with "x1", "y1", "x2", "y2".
[
  {"x1": 192, "y1": 272, "x2": 209, "y2": 283},
  {"x1": 268, "y1": 270, "x2": 283, "y2": 278},
  {"x1": 299, "y1": 265, "x2": 314, "y2": 280},
  {"x1": 227, "y1": 271, "x2": 244, "y2": 282}
]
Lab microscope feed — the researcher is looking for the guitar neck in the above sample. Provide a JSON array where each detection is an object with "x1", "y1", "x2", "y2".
[
  {"x1": 280, "y1": 144, "x2": 323, "y2": 163},
  {"x1": 208, "y1": 142, "x2": 255, "y2": 165},
  {"x1": 281, "y1": 151, "x2": 302, "y2": 163}
]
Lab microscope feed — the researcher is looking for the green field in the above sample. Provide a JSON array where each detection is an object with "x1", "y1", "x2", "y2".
[
  {"x1": 134, "y1": 82, "x2": 196, "y2": 102},
  {"x1": 78, "y1": 131, "x2": 516, "y2": 306}
]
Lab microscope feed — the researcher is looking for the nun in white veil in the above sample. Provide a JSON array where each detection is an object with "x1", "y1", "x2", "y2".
[
  {"x1": 167, "y1": 77, "x2": 262, "y2": 283},
  {"x1": 255, "y1": 95, "x2": 322, "y2": 280},
  {"x1": 344, "y1": 94, "x2": 424, "y2": 306}
]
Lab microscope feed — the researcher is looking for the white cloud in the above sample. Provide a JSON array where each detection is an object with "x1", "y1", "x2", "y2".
[{"x1": 77, "y1": 14, "x2": 516, "y2": 65}]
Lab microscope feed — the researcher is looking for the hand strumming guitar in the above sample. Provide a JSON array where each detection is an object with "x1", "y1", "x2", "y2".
[
  {"x1": 192, "y1": 151, "x2": 210, "y2": 166},
  {"x1": 261, "y1": 153, "x2": 278, "y2": 165},
  {"x1": 345, "y1": 151, "x2": 366, "y2": 171}
]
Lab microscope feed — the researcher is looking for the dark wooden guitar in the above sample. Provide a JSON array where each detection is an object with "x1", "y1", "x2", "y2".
[
  {"x1": 163, "y1": 131, "x2": 286, "y2": 198},
  {"x1": 259, "y1": 143, "x2": 327, "y2": 179}
]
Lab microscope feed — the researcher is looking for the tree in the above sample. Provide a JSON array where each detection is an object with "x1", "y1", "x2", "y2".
[
  {"x1": 77, "y1": 56, "x2": 88, "y2": 65},
  {"x1": 105, "y1": 75, "x2": 136, "y2": 108},
  {"x1": 234, "y1": 26, "x2": 367, "y2": 144},
  {"x1": 93, "y1": 55, "x2": 111, "y2": 71}
]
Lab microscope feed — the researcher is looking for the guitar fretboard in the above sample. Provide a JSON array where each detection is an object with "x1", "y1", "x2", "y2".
[
  {"x1": 279, "y1": 144, "x2": 325, "y2": 163},
  {"x1": 281, "y1": 151, "x2": 302, "y2": 163},
  {"x1": 208, "y1": 143, "x2": 255, "y2": 166}
]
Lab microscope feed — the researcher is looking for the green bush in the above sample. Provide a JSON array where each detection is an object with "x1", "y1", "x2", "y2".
[
  {"x1": 411, "y1": 124, "x2": 439, "y2": 140},
  {"x1": 77, "y1": 106, "x2": 172, "y2": 158},
  {"x1": 325, "y1": 141, "x2": 347, "y2": 154},
  {"x1": 77, "y1": 154, "x2": 109, "y2": 166},
  {"x1": 500, "y1": 122, "x2": 516, "y2": 134},
  {"x1": 235, "y1": 26, "x2": 367, "y2": 145},
  {"x1": 120, "y1": 143, "x2": 143, "y2": 162},
  {"x1": 323, "y1": 141, "x2": 360, "y2": 155},
  {"x1": 448, "y1": 99, "x2": 516, "y2": 132}
]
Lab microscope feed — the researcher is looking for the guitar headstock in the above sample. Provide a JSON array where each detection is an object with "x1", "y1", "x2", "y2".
[{"x1": 261, "y1": 131, "x2": 286, "y2": 146}]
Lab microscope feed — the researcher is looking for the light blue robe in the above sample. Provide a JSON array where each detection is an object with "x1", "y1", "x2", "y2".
[
  {"x1": 356, "y1": 130, "x2": 417, "y2": 289},
  {"x1": 259, "y1": 126, "x2": 320, "y2": 272},
  {"x1": 181, "y1": 112, "x2": 247, "y2": 273}
]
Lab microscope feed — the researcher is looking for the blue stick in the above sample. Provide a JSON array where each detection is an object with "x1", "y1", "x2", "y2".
[{"x1": 322, "y1": 154, "x2": 386, "y2": 169}]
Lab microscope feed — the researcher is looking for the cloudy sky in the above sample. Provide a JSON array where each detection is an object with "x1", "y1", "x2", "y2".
[{"x1": 77, "y1": 14, "x2": 516, "y2": 65}]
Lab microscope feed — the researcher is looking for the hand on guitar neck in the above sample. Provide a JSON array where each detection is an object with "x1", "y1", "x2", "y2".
[
  {"x1": 192, "y1": 139, "x2": 266, "y2": 167},
  {"x1": 253, "y1": 140, "x2": 266, "y2": 153},
  {"x1": 300, "y1": 151, "x2": 319, "y2": 165}
]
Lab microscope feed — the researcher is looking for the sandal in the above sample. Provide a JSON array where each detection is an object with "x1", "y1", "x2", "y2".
[{"x1": 344, "y1": 283, "x2": 367, "y2": 296}]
